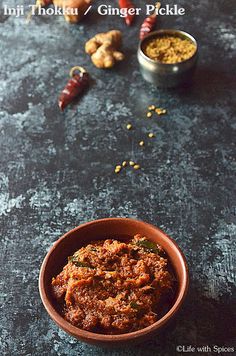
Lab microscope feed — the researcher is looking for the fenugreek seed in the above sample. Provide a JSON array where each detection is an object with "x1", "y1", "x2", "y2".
[
  {"x1": 139, "y1": 140, "x2": 145, "y2": 147},
  {"x1": 133, "y1": 164, "x2": 140, "y2": 170},
  {"x1": 122, "y1": 161, "x2": 127, "y2": 167},
  {"x1": 115, "y1": 169, "x2": 120, "y2": 174},
  {"x1": 116, "y1": 165, "x2": 122, "y2": 170},
  {"x1": 148, "y1": 133, "x2": 155, "y2": 138},
  {"x1": 129, "y1": 161, "x2": 135, "y2": 166},
  {"x1": 155, "y1": 108, "x2": 167, "y2": 115},
  {"x1": 146, "y1": 112, "x2": 152, "y2": 118},
  {"x1": 126, "y1": 123, "x2": 132, "y2": 130},
  {"x1": 148, "y1": 105, "x2": 155, "y2": 111}
]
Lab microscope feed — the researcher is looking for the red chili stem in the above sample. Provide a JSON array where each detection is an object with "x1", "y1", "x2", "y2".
[{"x1": 119, "y1": 0, "x2": 136, "y2": 26}]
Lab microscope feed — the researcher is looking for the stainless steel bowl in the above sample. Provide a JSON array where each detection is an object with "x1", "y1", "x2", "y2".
[{"x1": 137, "y1": 29, "x2": 198, "y2": 88}]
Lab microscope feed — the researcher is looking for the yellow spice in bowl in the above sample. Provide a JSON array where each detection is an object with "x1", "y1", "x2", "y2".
[{"x1": 144, "y1": 35, "x2": 196, "y2": 64}]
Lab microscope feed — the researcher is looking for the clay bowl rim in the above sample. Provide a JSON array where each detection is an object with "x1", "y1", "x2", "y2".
[{"x1": 39, "y1": 217, "x2": 189, "y2": 343}]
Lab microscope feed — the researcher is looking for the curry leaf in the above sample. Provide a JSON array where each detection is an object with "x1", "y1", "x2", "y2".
[
  {"x1": 135, "y1": 240, "x2": 161, "y2": 254},
  {"x1": 130, "y1": 301, "x2": 140, "y2": 310},
  {"x1": 68, "y1": 256, "x2": 94, "y2": 268}
]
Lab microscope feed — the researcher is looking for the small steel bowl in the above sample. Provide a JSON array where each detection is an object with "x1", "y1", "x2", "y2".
[{"x1": 137, "y1": 29, "x2": 198, "y2": 87}]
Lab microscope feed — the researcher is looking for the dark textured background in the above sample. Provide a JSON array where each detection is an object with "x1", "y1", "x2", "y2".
[{"x1": 0, "y1": 0, "x2": 236, "y2": 355}]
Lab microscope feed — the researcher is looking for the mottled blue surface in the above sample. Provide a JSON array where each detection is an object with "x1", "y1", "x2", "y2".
[{"x1": 0, "y1": 0, "x2": 236, "y2": 355}]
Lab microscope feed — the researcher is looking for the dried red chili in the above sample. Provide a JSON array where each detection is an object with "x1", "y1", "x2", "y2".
[
  {"x1": 37, "y1": 0, "x2": 52, "y2": 6},
  {"x1": 118, "y1": 0, "x2": 136, "y2": 26},
  {"x1": 139, "y1": 2, "x2": 161, "y2": 40},
  {"x1": 58, "y1": 66, "x2": 90, "y2": 111}
]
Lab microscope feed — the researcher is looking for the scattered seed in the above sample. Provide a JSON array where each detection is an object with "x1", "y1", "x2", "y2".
[
  {"x1": 129, "y1": 161, "x2": 135, "y2": 166},
  {"x1": 155, "y1": 108, "x2": 167, "y2": 115},
  {"x1": 148, "y1": 133, "x2": 155, "y2": 138},
  {"x1": 139, "y1": 140, "x2": 145, "y2": 147},
  {"x1": 133, "y1": 164, "x2": 140, "y2": 170},
  {"x1": 126, "y1": 123, "x2": 132, "y2": 130},
  {"x1": 146, "y1": 112, "x2": 152, "y2": 118},
  {"x1": 122, "y1": 161, "x2": 127, "y2": 167},
  {"x1": 114, "y1": 164, "x2": 122, "y2": 174},
  {"x1": 148, "y1": 105, "x2": 156, "y2": 111}
]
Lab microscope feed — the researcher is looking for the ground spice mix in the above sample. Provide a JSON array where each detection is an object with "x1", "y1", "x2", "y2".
[{"x1": 144, "y1": 35, "x2": 196, "y2": 64}]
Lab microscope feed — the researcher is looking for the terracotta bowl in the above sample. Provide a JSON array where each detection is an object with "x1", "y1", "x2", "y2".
[{"x1": 39, "y1": 218, "x2": 189, "y2": 347}]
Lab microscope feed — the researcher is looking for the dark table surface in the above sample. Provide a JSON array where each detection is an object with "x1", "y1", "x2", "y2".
[{"x1": 0, "y1": 0, "x2": 236, "y2": 355}]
